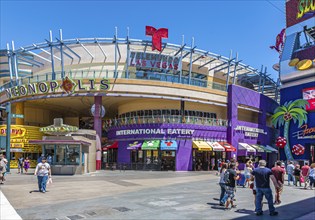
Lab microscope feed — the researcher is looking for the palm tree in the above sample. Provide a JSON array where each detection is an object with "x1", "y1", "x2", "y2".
[{"x1": 272, "y1": 99, "x2": 309, "y2": 161}]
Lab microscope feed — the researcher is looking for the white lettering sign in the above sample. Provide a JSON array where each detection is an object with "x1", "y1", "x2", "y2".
[
  {"x1": 235, "y1": 126, "x2": 266, "y2": 135},
  {"x1": 115, "y1": 128, "x2": 195, "y2": 136}
]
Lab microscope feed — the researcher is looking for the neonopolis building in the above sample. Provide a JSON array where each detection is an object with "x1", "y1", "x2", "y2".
[{"x1": 0, "y1": 27, "x2": 279, "y2": 172}]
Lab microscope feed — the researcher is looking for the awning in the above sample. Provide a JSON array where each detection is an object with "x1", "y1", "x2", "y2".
[
  {"x1": 219, "y1": 142, "x2": 237, "y2": 152},
  {"x1": 141, "y1": 140, "x2": 160, "y2": 150},
  {"x1": 160, "y1": 140, "x2": 178, "y2": 151},
  {"x1": 102, "y1": 142, "x2": 118, "y2": 151},
  {"x1": 193, "y1": 141, "x2": 212, "y2": 151},
  {"x1": 127, "y1": 141, "x2": 142, "y2": 150},
  {"x1": 265, "y1": 145, "x2": 278, "y2": 153},
  {"x1": 239, "y1": 143, "x2": 256, "y2": 153},
  {"x1": 207, "y1": 142, "x2": 225, "y2": 151},
  {"x1": 250, "y1": 144, "x2": 266, "y2": 153}
]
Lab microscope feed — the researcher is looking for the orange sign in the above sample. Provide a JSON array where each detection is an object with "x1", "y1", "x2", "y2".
[{"x1": 0, "y1": 126, "x2": 26, "y2": 138}]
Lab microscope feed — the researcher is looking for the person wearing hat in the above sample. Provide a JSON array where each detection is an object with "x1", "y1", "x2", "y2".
[
  {"x1": 252, "y1": 160, "x2": 278, "y2": 216},
  {"x1": 34, "y1": 157, "x2": 51, "y2": 193}
]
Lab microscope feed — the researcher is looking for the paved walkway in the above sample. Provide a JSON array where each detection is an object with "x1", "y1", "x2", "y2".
[
  {"x1": 1, "y1": 170, "x2": 315, "y2": 220},
  {"x1": 0, "y1": 191, "x2": 22, "y2": 220}
]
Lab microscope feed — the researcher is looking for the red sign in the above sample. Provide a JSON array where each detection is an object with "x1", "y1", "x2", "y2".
[
  {"x1": 286, "y1": 0, "x2": 315, "y2": 27},
  {"x1": 145, "y1": 26, "x2": 168, "y2": 51},
  {"x1": 303, "y1": 87, "x2": 315, "y2": 111}
]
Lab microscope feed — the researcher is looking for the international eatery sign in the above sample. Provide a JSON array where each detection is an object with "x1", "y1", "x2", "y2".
[
  {"x1": 116, "y1": 128, "x2": 195, "y2": 136},
  {"x1": 234, "y1": 126, "x2": 267, "y2": 138},
  {"x1": 5, "y1": 77, "x2": 110, "y2": 100}
]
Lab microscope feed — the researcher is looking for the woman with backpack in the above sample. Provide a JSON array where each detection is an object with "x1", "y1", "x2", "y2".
[{"x1": 218, "y1": 163, "x2": 228, "y2": 206}]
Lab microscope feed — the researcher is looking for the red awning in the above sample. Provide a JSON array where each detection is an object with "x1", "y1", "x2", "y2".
[
  {"x1": 102, "y1": 142, "x2": 118, "y2": 151},
  {"x1": 219, "y1": 142, "x2": 236, "y2": 152}
]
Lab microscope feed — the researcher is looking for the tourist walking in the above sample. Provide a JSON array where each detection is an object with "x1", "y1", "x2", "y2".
[
  {"x1": 271, "y1": 161, "x2": 285, "y2": 205},
  {"x1": 24, "y1": 157, "x2": 30, "y2": 173},
  {"x1": 0, "y1": 154, "x2": 7, "y2": 184},
  {"x1": 34, "y1": 157, "x2": 51, "y2": 193},
  {"x1": 221, "y1": 163, "x2": 240, "y2": 210},
  {"x1": 243, "y1": 162, "x2": 252, "y2": 187},
  {"x1": 211, "y1": 157, "x2": 215, "y2": 171},
  {"x1": 252, "y1": 160, "x2": 278, "y2": 216},
  {"x1": 287, "y1": 161, "x2": 295, "y2": 186},
  {"x1": 301, "y1": 162, "x2": 310, "y2": 189},
  {"x1": 218, "y1": 163, "x2": 228, "y2": 206},
  {"x1": 294, "y1": 164, "x2": 302, "y2": 187},
  {"x1": 308, "y1": 163, "x2": 315, "y2": 190},
  {"x1": 17, "y1": 155, "x2": 24, "y2": 174}
]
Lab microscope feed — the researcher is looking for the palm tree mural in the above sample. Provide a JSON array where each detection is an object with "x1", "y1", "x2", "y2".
[{"x1": 272, "y1": 99, "x2": 309, "y2": 161}]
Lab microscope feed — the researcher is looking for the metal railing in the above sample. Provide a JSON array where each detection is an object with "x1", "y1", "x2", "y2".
[
  {"x1": 104, "y1": 115, "x2": 228, "y2": 127},
  {"x1": 0, "y1": 70, "x2": 227, "y2": 92}
]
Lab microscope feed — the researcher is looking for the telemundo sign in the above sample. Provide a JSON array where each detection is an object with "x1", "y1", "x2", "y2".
[{"x1": 5, "y1": 77, "x2": 110, "y2": 100}]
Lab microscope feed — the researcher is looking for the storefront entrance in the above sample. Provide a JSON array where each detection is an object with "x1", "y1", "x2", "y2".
[{"x1": 161, "y1": 150, "x2": 176, "y2": 171}]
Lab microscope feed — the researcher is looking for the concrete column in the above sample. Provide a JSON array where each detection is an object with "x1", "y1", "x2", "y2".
[
  {"x1": 15, "y1": 102, "x2": 24, "y2": 125},
  {"x1": 94, "y1": 96, "x2": 102, "y2": 170}
]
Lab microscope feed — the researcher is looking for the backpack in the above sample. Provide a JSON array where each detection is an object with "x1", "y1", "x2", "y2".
[{"x1": 224, "y1": 170, "x2": 230, "y2": 184}]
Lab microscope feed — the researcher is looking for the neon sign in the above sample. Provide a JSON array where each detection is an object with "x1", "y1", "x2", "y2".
[{"x1": 297, "y1": 0, "x2": 315, "y2": 19}]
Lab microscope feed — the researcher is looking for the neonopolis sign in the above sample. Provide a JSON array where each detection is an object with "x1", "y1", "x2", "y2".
[
  {"x1": 145, "y1": 26, "x2": 168, "y2": 52},
  {"x1": 5, "y1": 77, "x2": 110, "y2": 99}
]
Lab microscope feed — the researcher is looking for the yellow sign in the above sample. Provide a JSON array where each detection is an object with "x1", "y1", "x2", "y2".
[
  {"x1": 297, "y1": 0, "x2": 315, "y2": 19},
  {"x1": 10, "y1": 143, "x2": 24, "y2": 148},
  {"x1": 0, "y1": 126, "x2": 26, "y2": 138}
]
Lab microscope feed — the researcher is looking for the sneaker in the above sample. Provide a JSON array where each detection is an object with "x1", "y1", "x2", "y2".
[
  {"x1": 42, "y1": 190, "x2": 46, "y2": 193},
  {"x1": 219, "y1": 203, "x2": 225, "y2": 206},
  {"x1": 270, "y1": 211, "x2": 278, "y2": 216},
  {"x1": 231, "y1": 205, "x2": 237, "y2": 208},
  {"x1": 256, "y1": 212, "x2": 263, "y2": 216}
]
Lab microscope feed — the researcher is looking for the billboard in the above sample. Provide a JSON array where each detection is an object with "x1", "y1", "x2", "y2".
[
  {"x1": 303, "y1": 87, "x2": 315, "y2": 111},
  {"x1": 286, "y1": 0, "x2": 315, "y2": 27}
]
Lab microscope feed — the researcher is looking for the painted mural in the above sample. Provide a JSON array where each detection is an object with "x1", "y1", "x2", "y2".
[{"x1": 272, "y1": 99, "x2": 309, "y2": 160}]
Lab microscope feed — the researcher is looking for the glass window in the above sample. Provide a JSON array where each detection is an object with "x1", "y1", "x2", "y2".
[
  {"x1": 55, "y1": 145, "x2": 66, "y2": 165},
  {"x1": 66, "y1": 145, "x2": 80, "y2": 165}
]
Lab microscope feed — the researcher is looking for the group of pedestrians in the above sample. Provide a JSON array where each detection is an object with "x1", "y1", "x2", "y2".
[
  {"x1": 17, "y1": 155, "x2": 31, "y2": 174},
  {"x1": 218, "y1": 159, "x2": 315, "y2": 216},
  {"x1": 287, "y1": 161, "x2": 315, "y2": 189}
]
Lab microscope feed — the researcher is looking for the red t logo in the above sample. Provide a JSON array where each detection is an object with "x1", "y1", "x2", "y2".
[{"x1": 146, "y1": 26, "x2": 168, "y2": 51}]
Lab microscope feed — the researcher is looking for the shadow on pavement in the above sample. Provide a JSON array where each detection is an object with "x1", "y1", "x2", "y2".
[{"x1": 231, "y1": 197, "x2": 315, "y2": 220}]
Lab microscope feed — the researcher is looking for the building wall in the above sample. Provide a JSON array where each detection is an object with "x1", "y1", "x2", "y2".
[
  {"x1": 227, "y1": 85, "x2": 279, "y2": 157},
  {"x1": 280, "y1": 81, "x2": 315, "y2": 161}
]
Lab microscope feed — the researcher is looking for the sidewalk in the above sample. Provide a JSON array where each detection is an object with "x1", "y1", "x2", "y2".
[{"x1": 0, "y1": 191, "x2": 22, "y2": 220}]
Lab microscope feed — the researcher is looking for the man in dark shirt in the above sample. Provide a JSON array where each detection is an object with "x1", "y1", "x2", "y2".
[
  {"x1": 252, "y1": 160, "x2": 278, "y2": 216},
  {"x1": 223, "y1": 163, "x2": 240, "y2": 209},
  {"x1": 271, "y1": 161, "x2": 285, "y2": 205}
]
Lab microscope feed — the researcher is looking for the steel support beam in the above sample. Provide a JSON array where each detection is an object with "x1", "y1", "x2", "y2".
[
  {"x1": 188, "y1": 37, "x2": 194, "y2": 85},
  {"x1": 77, "y1": 40, "x2": 94, "y2": 60},
  {"x1": 198, "y1": 58, "x2": 216, "y2": 69},
  {"x1": 232, "y1": 53, "x2": 238, "y2": 84},
  {"x1": 261, "y1": 67, "x2": 267, "y2": 94},
  {"x1": 5, "y1": 102, "x2": 11, "y2": 172},
  {"x1": 126, "y1": 27, "x2": 130, "y2": 79},
  {"x1": 225, "y1": 50, "x2": 233, "y2": 91},
  {"x1": 49, "y1": 30, "x2": 56, "y2": 80},
  {"x1": 114, "y1": 27, "x2": 118, "y2": 78},
  {"x1": 17, "y1": 56, "x2": 42, "y2": 67},
  {"x1": 56, "y1": 38, "x2": 81, "y2": 61},
  {"x1": 6, "y1": 44, "x2": 13, "y2": 83},
  {"x1": 59, "y1": 29, "x2": 65, "y2": 78},
  {"x1": 208, "y1": 61, "x2": 229, "y2": 72},
  {"x1": 174, "y1": 43, "x2": 186, "y2": 56},
  {"x1": 258, "y1": 65, "x2": 263, "y2": 92},
  {"x1": 11, "y1": 41, "x2": 19, "y2": 83}
]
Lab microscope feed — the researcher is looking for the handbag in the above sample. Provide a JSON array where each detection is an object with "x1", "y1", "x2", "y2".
[{"x1": 300, "y1": 176, "x2": 304, "y2": 183}]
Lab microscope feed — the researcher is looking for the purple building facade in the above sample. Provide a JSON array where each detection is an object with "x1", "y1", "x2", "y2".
[{"x1": 107, "y1": 85, "x2": 279, "y2": 171}]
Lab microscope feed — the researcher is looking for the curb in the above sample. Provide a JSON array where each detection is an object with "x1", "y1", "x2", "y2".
[{"x1": 0, "y1": 191, "x2": 22, "y2": 220}]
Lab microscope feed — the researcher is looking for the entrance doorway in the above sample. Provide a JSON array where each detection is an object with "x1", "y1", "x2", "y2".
[{"x1": 161, "y1": 151, "x2": 176, "y2": 171}]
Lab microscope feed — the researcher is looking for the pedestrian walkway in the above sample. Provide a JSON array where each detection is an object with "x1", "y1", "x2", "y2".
[{"x1": 0, "y1": 191, "x2": 22, "y2": 220}]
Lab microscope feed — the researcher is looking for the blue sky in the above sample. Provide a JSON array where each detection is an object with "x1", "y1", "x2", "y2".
[{"x1": 0, "y1": 1, "x2": 286, "y2": 80}]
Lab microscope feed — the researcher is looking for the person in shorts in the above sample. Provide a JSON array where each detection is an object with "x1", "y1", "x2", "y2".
[
  {"x1": 301, "y1": 162, "x2": 310, "y2": 189},
  {"x1": 308, "y1": 163, "x2": 315, "y2": 190},
  {"x1": 223, "y1": 163, "x2": 240, "y2": 210},
  {"x1": 271, "y1": 161, "x2": 285, "y2": 205}
]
